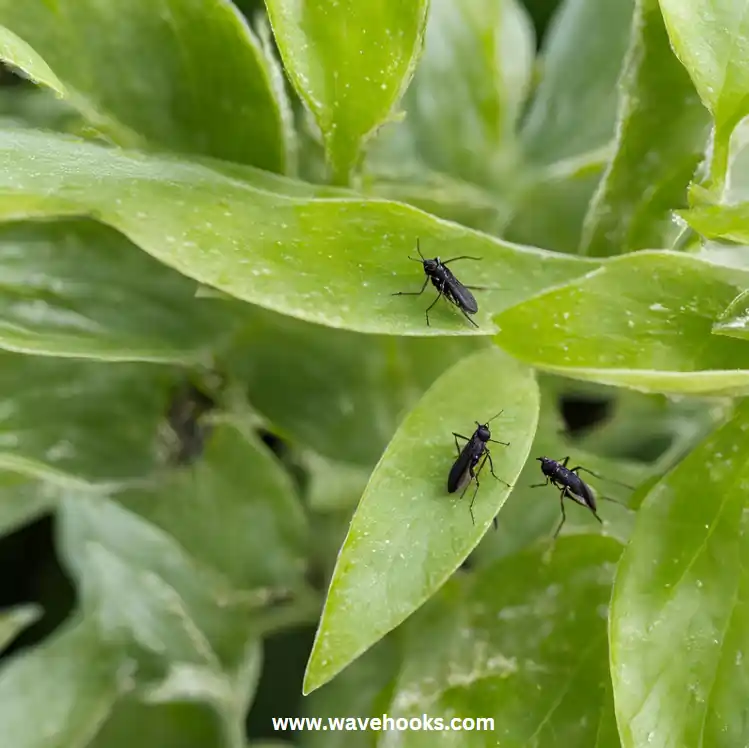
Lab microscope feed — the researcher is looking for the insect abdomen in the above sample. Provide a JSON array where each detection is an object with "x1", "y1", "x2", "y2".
[{"x1": 447, "y1": 452, "x2": 472, "y2": 493}]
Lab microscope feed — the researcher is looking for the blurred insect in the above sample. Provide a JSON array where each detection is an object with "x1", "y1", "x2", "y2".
[
  {"x1": 448, "y1": 410, "x2": 512, "y2": 527},
  {"x1": 392, "y1": 238, "x2": 492, "y2": 328},
  {"x1": 532, "y1": 456, "x2": 631, "y2": 538},
  {"x1": 165, "y1": 382, "x2": 215, "y2": 466}
]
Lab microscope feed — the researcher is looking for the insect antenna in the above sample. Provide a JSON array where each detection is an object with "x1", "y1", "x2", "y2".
[{"x1": 599, "y1": 495, "x2": 626, "y2": 507}]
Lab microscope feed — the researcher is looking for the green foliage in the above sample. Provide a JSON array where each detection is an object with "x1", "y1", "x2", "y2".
[{"x1": 0, "y1": 0, "x2": 747, "y2": 746}]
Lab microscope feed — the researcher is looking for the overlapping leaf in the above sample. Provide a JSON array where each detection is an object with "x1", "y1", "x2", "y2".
[
  {"x1": 304, "y1": 347, "x2": 539, "y2": 693},
  {"x1": 611, "y1": 398, "x2": 749, "y2": 747},
  {"x1": 494, "y1": 251, "x2": 749, "y2": 394},
  {"x1": 0, "y1": 129, "x2": 598, "y2": 335},
  {"x1": 0, "y1": 0, "x2": 287, "y2": 169},
  {"x1": 580, "y1": 0, "x2": 709, "y2": 257},
  {"x1": 657, "y1": 0, "x2": 749, "y2": 191}
]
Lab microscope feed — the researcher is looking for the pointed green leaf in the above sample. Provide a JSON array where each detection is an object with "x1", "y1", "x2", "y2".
[
  {"x1": 118, "y1": 422, "x2": 308, "y2": 592},
  {"x1": 0, "y1": 0, "x2": 286, "y2": 169},
  {"x1": 521, "y1": 0, "x2": 635, "y2": 165},
  {"x1": 713, "y1": 289, "x2": 749, "y2": 341},
  {"x1": 494, "y1": 251, "x2": 749, "y2": 394},
  {"x1": 0, "y1": 23, "x2": 64, "y2": 93},
  {"x1": 682, "y1": 201, "x2": 749, "y2": 244},
  {"x1": 303, "y1": 347, "x2": 539, "y2": 693},
  {"x1": 580, "y1": 0, "x2": 709, "y2": 257},
  {"x1": 0, "y1": 129, "x2": 597, "y2": 336},
  {"x1": 0, "y1": 219, "x2": 237, "y2": 361},
  {"x1": 385, "y1": 536, "x2": 621, "y2": 747},
  {"x1": 610, "y1": 398, "x2": 749, "y2": 748},
  {"x1": 0, "y1": 616, "x2": 125, "y2": 748},
  {"x1": 658, "y1": 0, "x2": 749, "y2": 190},
  {"x1": 265, "y1": 0, "x2": 428, "y2": 183}
]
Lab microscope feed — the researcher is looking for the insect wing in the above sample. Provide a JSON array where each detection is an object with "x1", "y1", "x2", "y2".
[
  {"x1": 443, "y1": 267, "x2": 478, "y2": 314},
  {"x1": 447, "y1": 443, "x2": 474, "y2": 494},
  {"x1": 567, "y1": 475, "x2": 597, "y2": 512}
]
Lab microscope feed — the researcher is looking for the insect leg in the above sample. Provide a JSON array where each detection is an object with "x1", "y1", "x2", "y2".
[
  {"x1": 570, "y1": 465, "x2": 634, "y2": 490},
  {"x1": 560, "y1": 456, "x2": 570, "y2": 467},
  {"x1": 424, "y1": 284, "x2": 444, "y2": 326},
  {"x1": 452, "y1": 432, "x2": 470, "y2": 456},
  {"x1": 392, "y1": 275, "x2": 429, "y2": 297},
  {"x1": 553, "y1": 489, "x2": 568, "y2": 538},
  {"x1": 488, "y1": 438, "x2": 510, "y2": 446},
  {"x1": 485, "y1": 450, "x2": 511, "y2": 487},
  {"x1": 468, "y1": 456, "x2": 488, "y2": 525},
  {"x1": 530, "y1": 476, "x2": 550, "y2": 489},
  {"x1": 459, "y1": 306, "x2": 480, "y2": 328}
]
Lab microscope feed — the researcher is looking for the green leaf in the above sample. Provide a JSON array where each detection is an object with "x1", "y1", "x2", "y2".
[
  {"x1": 0, "y1": 604, "x2": 41, "y2": 651},
  {"x1": 117, "y1": 421, "x2": 309, "y2": 592},
  {"x1": 57, "y1": 491, "x2": 265, "y2": 739},
  {"x1": 303, "y1": 347, "x2": 540, "y2": 694},
  {"x1": 0, "y1": 0, "x2": 287, "y2": 170},
  {"x1": 610, "y1": 398, "x2": 749, "y2": 748},
  {"x1": 0, "y1": 23, "x2": 64, "y2": 93},
  {"x1": 368, "y1": 0, "x2": 535, "y2": 189},
  {"x1": 89, "y1": 700, "x2": 224, "y2": 748},
  {"x1": 493, "y1": 250, "x2": 749, "y2": 394},
  {"x1": 658, "y1": 0, "x2": 749, "y2": 191},
  {"x1": 520, "y1": 0, "x2": 635, "y2": 165},
  {"x1": 682, "y1": 201, "x2": 749, "y2": 244},
  {"x1": 385, "y1": 536, "x2": 621, "y2": 747},
  {"x1": 0, "y1": 129, "x2": 598, "y2": 336},
  {"x1": 713, "y1": 289, "x2": 749, "y2": 341},
  {"x1": 580, "y1": 0, "x2": 710, "y2": 257},
  {"x1": 0, "y1": 218, "x2": 237, "y2": 361},
  {"x1": 265, "y1": 0, "x2": 428, "y2": 184},
  {"x1": 223, "y1": 304, "x2": 484, "y2": 464},
  {"x1": 0, "y1": 354, "x2": 174, "y2": 483},
  {"x1": 0, "y1": 615, "x2": 125, "y2": 748}
]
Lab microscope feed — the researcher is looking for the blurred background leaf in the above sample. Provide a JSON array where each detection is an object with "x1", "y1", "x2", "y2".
[{"x1": 0, "y1": 0, "x2": 288, "y2": 170}]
